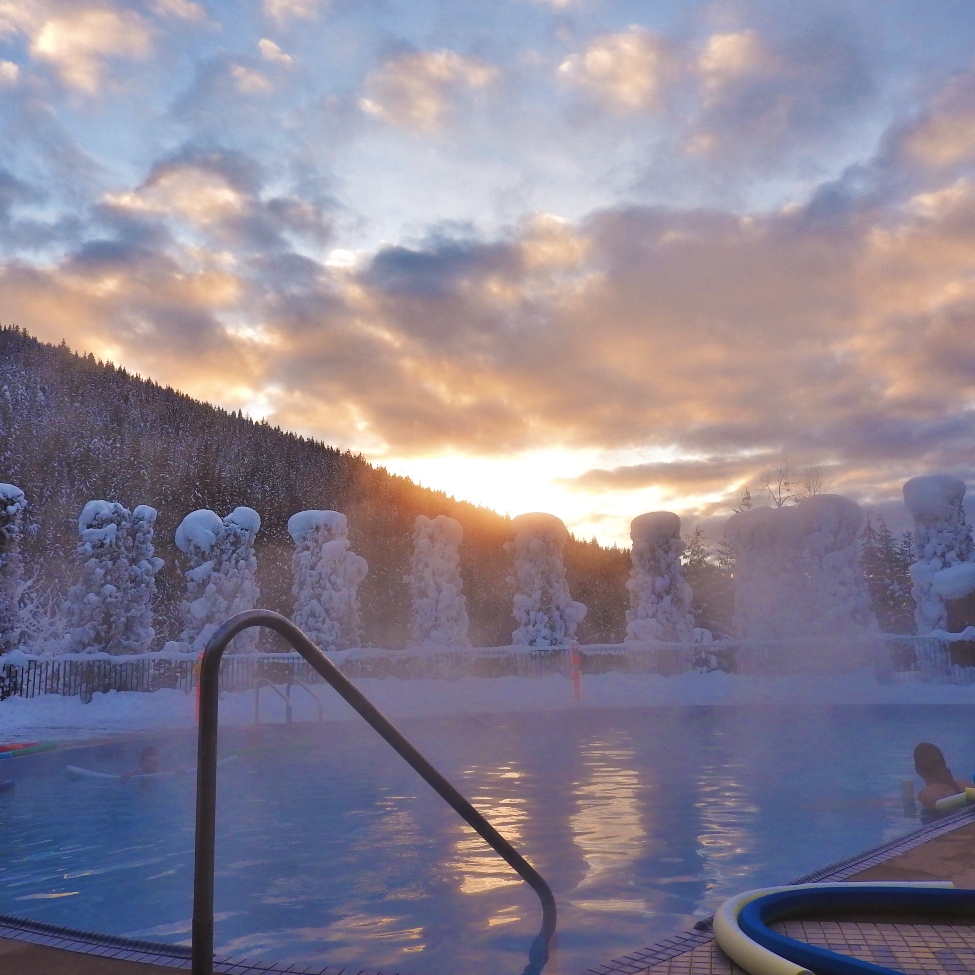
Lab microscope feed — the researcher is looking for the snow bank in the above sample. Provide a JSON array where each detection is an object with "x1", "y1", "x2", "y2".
[
  {"x1": 4, "y1": 670, "x2": 975, "y2": 743},
  {"x1": 290, "y1": 509, "x2": 368, "y2": 652},
  {"x1": 903, "y1": 474, "x2": 975, "y2": 634},
  {"x1": 407, "y1": 515, "x2": 471, "y2": 648},
  {"x1": 625, "y1": 511, "x2": 694, "y2": 643},
  {"x1": 506, "y1": 512, "x2": 586, "y2": 647}
]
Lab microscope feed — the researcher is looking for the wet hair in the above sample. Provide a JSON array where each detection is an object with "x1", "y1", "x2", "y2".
[{"x1": 914, "y1": 742, "x2": 957, "y2": 787}]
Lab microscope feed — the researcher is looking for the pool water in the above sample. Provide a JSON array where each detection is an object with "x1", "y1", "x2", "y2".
[{"x1": 2, "y1": 705, "x2": 973, "y2": 974}]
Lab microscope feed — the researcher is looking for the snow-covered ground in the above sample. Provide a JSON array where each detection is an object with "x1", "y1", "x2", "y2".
[{"x1": 3, "y1": 670, "x2": 975, "y2": 743}]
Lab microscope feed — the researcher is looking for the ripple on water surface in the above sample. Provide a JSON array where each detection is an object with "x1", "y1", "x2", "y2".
[{"x1": 0, "y1": 705, "x2": 970, "y2": 974}]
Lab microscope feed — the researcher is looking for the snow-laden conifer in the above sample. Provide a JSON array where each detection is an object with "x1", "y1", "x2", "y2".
[
  {"x1": 407, "y1": 514, "x2": 470, "y2": 648},
  {"x1": 174, "y1": 507, "x2": 261, "y2": 652},
  {"x1": 506, "y1": 512, "x2": 586, "y2": 647},
  {"x1": 859, "y1": 515, "x2": 914, "y2": 633},
  {"x1": 288, "y1": 510, "x2": 367, "y2": 651},
  {"x1": 625, "y1": 512, "x2": 694, "y2": 643},
  {"x1": 62, "y1": 501, "x2": 163, "y2": 654},
  {"x1": 0, "y1": 483, "x2": 28, "y2": 653},
  {"x1": 727, "y1": 495, "x2": 877, "y2": 642},
  {"x1": 903, "y1": 475, "x2": 975, "y2": 634}
]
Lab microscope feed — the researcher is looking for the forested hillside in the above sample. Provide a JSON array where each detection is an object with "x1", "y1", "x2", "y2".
[{"x1": 0, "y1": 326, "x2": 630, "y2": 648}]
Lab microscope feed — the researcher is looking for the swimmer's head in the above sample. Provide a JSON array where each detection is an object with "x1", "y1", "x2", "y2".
[
  {"x1": 139, "y1": 745, "x2": 161, "y2": 774},
  {"x1": 914, "y1": 742, "x2": 954, "y2": 786}
]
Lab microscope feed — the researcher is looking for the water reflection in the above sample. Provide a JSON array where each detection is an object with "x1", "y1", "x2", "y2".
[
  {"x1": 450, "y1": 763, "x2": 528, "y2": 896},
  {"x1": 693, "y1": 737, "x2": 759, "y2": 912},
  {"x1": 569, "y1": 734, "x2": 646, "y2": 911}
]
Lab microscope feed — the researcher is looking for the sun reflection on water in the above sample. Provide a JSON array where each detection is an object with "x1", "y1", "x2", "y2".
[
  {"x1": 450, "y1": 763, "x2": 529, "y2": 896},
  {"x1": 569, "y1": 734, "x2": 647, "y2": 911},
  {"x1": 694, "y1": 749, "x2": 759, "y2": 911}
]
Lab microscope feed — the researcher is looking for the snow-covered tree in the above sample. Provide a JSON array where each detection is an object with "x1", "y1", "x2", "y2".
[
  {"x1": 903, "y1": 475, "x2": 975, "y2": 634},
  {"x1": 681, "y1": 525, "x2": 734, "y2": 637},
  {"x1": 407, "y1": 514, "x2": 471, "y2": 648},
  {"x1": 625, "y1": 512, "x2": 695, "y2": 643},
  {"x1": 726, "y1": 505, "x2": 797, "y2": 640},
  {"x1": 860, "y1": 514, "x2": 914, "y2": 633},
  {"x1": 793, "y1": 494, "x2": 877, "y2": 637},
  {"x1": 288, "y1": 510, "x2": 368, "y2": 651},
  {"x1": 174, "y1": 506, "x2": 262, "y2": 652},
  {"x1": 506, "y1": 512, "x2": 586, "y2": 647},
  {"x1": 0, "y1": 483, "x2": 28, "y2": 653},
  {"x1": 726, "y1": 495, "x2": 877, "y2": 641},
  {"x1": 62, "y1": 501, "x2": 163, "y2": 654}
]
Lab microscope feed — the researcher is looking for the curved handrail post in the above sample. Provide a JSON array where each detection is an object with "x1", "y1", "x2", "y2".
[{"x1": 191, "y1": 610, "x2": 557, "y2": 975}]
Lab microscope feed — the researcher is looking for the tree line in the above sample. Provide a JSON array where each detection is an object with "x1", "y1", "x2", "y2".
[{"x1": 0, "y1": 326, "x2": 630, "y2": 649}]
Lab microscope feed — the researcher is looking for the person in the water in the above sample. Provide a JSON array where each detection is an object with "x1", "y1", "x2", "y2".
[
  {"x1": 121, "y1": 745, "x2": 170, "y2": 778},
  {"x1": 914, "y1": 742, "x2": 970, "y2": 812}
]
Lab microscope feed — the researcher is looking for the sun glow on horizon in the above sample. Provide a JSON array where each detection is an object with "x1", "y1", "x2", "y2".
[{"x1": 377, "y1": 448, "x2": 725, "y2": 547}]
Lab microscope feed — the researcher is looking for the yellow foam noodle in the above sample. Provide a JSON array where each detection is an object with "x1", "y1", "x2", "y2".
[
  {"x1": 712, "y1": 882, "x2": 953, "y2": 975},
  {"x1": 935, "y1": 791, "x2": 972, "y2": 814}
]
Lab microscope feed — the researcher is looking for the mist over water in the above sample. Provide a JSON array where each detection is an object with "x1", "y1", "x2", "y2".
[{"x1": 3, "y1": 705, "x2": 972, "y2": 974}]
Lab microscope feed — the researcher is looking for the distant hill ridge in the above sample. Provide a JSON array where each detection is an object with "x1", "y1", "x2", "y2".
[{"x1": 0, "y1": 326, "x2": 629, "y2": 647}]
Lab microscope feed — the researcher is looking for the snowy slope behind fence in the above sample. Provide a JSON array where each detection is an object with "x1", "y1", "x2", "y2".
[{"x1": 1, "y1": 634, "x2": 972, "y2": 701}]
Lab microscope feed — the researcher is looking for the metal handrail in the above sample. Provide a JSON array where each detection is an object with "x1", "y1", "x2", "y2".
[
  {"x1": 288, "y1": 679, "x2": 323, "y2": 723},
  {"x1": 254, "y1": 678, "x2": 291, "y2": 725},
  {"x1": 192, "y1": 610, "x2": 557, "y2": 975}
]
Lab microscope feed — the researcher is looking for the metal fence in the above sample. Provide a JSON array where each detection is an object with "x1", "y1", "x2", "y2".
[{"x1": 1, "y1": 633, "x2": 971, "y2": 702}]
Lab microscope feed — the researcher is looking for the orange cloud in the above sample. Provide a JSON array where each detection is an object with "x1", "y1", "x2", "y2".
[{"x1": 360, "y1": 50, "x2": 497, "y2": 132}]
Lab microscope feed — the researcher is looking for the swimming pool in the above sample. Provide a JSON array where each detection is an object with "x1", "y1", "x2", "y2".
[{"x1": 2, "y1": 705, "x2": 973, "y2": 974}]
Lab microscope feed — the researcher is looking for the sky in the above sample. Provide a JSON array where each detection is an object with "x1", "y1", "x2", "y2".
[{"x1": 3, "y1": 0, "x2": 975, "y2": 546}]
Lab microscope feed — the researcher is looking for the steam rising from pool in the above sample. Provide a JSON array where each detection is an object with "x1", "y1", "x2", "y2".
[{"x1": 3, "y1": 706, "x2": 964, "y2": 975}]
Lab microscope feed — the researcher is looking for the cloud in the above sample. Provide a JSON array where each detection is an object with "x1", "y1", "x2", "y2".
[
  {"x1": 564, "y1": 457, "x2": 764, "y2": 493},
  {"x1": 697, "y1": 30, "x2": 768, "y2": 94},
  {"x1": 901, "y1": 69, "x2": 975, "y2": 170},
  {"x1": 263, "y1": 0, "x2": 326, "y2": 27},
  {"x1": 230, "y1": 64, "x2": 272, "y2": 94},
  {"x1": 557, "y1": 26, "x2": 675, "y2": 111},
  {"x1": 4, "y1": 27, "x2": 975, "y2": 536},
  {"x1": 151, "y1": 0, "x2": 207, "y2": 22},
  {"x1": 100, "y1": 147, "x2": 333, "y2": 252},
  {"x1": 0, "y1": 59, "x2": 18, "y2": 83},
  {"x1": 359, "y1": 50, "x2": 497, "y2": 132},
  {"x1": 259, "y1": 39, "x2": 292, "y2": 65},
  {"x1": 683, "y1": 21, "x2": 872, "y2": 163},
  {"x1": 29, "y1": 6, "x2": 152, "y2": 93}
]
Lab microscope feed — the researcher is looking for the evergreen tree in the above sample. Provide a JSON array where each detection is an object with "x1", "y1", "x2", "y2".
[
  {"x1": 288, "y1": 510, "x2": 368, "y2": 652},
  {"x1": 0, "y1": 483, "x2": 28, "y2": 653},
  {"x1": 407, "y1": 515, "x2": 470, "y2": 648},
  {"x1": 62, "y1": 501, "x2": 162, "y2": 653},
  {"x1": 682, "y1": 525, "x2": 735, "y2": 637},
  {"x1": 626, "y1": 512, "x2": 694, "y2": 642},
  {"x1": 174, "y1": 507, "x2": 261, "y2": 652},
  {"x1": 859, "y1": 513, "x2": 914, "y2": 634},
  {"x1": 0, "y1": 325, "x2": 633, "y2": 648}
]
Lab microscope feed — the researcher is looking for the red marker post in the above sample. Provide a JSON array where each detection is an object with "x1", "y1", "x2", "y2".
[
  {"x1": 570, "y1": 641, "x2": 581, "y2": 701},
  {"x1": 194, "y1": 653, "x2": 203, "y2": 725}
]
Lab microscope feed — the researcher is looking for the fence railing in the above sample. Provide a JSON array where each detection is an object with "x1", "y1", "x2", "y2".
[{"x1": 1, "y1": 633, "x2": 972, "y2": 702}]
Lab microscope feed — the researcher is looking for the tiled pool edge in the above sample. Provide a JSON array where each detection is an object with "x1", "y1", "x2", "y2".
[
  {"x1": 0, "y1": 911, "x2": 398, "y2": 974},
  {"x1": 2, "y1": 807, "x2": 973, "y2": 975},
  {"x1": 584, "y1": 804, "x2": 975, "y2": 975}
]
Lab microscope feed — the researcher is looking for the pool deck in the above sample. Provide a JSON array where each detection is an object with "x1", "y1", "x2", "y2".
[
  {"x1": 5, "y1": 807, "x2": 975, "y2": 975},
  {"x1": 591, "y1": 807, "x2": 975, "y2": 975}
]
